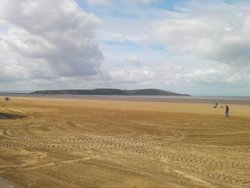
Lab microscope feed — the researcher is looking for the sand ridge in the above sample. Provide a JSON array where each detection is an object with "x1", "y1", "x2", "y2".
[{"x1": 0, "y1": 97, "x2": 250, "y2": 187}]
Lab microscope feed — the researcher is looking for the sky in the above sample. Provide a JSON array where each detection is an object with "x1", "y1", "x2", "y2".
[{"x1": 0, "y1": 0, "x2": 250, "y2": 96}]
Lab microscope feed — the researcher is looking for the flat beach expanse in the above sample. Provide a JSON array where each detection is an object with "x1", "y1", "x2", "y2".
[{"x1": 0, "y1": 97, "x2": 250, "y2": 187}]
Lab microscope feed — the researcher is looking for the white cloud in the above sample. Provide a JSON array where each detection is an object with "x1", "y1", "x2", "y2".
[
  {"x1": 87, "y1": 0, "x2": 162, "y2": 6},
  {"x1": 87, "y1": 0, "x2": 111, "y2": 6},
  {"x1": 128, "y1": 56, "x2": 142, "y2": 67},
  {"x1": 123, "y1": 0, "x2": 163, "y2": 5},
  {"x1": 148, "y1": 1, "x2": 250, "y2": 69},
  {"x1": 0, "y1": 0, "x2": 103, "y2": 84}
]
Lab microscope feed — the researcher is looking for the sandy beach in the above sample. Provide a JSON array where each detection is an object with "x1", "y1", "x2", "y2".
[{"x1": 0, "y1": 97, "x2": 250, "y2": 187}]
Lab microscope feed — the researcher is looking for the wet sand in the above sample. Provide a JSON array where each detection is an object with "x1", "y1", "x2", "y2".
[{"x1": 0, "y1": 97, "x2": 250, "y2": 187}]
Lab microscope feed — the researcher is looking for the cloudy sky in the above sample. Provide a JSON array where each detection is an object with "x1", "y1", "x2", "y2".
[{"x1": 0, "y1": 0, "x2": 250, "y2": 96}]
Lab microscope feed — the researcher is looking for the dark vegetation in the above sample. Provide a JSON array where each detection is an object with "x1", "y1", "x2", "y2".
[{"x1": 31, "y1": 88, "x2": 189, "y2": 96}]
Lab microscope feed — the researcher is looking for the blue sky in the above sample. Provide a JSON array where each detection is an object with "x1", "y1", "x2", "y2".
[{"x1": 0, "y1": 0, "x2": 250, "y2": 96}]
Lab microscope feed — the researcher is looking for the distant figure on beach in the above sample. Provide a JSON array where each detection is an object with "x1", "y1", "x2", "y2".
[
  {"x1": 4, "y1": 97, "x2": 10, "y2": 102},
  {"x1": 225, "y1": 105, "x2": 229, "y2": 117},
  {"x1": 213, "y1": 103, "x2": 218, "y2": 108}
]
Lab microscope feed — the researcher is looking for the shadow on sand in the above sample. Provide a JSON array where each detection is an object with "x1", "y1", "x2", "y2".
[{"x1": 0, "y1": 113, "x2": 26, "y2": 119}]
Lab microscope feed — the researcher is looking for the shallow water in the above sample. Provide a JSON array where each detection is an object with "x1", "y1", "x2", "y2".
[{"x1": 1, "y1": 94, "x2": 250, "y2": 104}]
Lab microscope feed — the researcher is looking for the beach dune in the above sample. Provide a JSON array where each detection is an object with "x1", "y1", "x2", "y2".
[{"x1": 0, "y1": 97, "x2": 250, "y2": 187}]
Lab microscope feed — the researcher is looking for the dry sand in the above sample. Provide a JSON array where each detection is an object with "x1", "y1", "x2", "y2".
[{"x1": 0, "y1": 97, "x2": 250, "y2": 188}]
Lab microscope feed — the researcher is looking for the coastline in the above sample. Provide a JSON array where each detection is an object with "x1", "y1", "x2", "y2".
[
  {"x1": 1, "y1": 96, "x2": 249, "y2": 118},
  {"x1": 1, "y1": 94, "x2": 250, "y2": 105}
]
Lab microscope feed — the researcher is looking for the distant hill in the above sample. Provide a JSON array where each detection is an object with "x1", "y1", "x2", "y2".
[{"x1": 31, "y1": 89, "x2": 190, "y2": 96}]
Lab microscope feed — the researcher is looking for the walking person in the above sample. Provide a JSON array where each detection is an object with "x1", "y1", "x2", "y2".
[{"x1": 225, "y1": 105, "x2": 229, "y2": 117}]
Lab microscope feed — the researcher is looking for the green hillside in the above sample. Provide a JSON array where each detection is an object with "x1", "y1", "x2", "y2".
[{"x1": 31, "y1": 88, "x2": 189, "y2": 96}]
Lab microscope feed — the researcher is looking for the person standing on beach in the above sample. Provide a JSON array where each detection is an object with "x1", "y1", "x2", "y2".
[{"x1": 225, "y1": 105, "x2": 229, "y2": 117}]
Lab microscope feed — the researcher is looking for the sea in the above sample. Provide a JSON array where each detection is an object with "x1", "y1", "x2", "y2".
[{"x1": 1, "y1": 94, "x2": 250, "y2": 104}]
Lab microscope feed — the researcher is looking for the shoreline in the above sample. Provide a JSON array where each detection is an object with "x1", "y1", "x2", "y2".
[
  {"x1": 1, "y1": 94, "x2": 250, "y2": 105},
  {"x1": 1, "y1": 96, "x2": 249, "y2": 118}
]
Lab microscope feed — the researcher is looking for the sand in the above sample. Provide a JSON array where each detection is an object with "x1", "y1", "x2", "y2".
[{"x1": 0, "y1": 97, "x2": 250, "y2": 188}]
